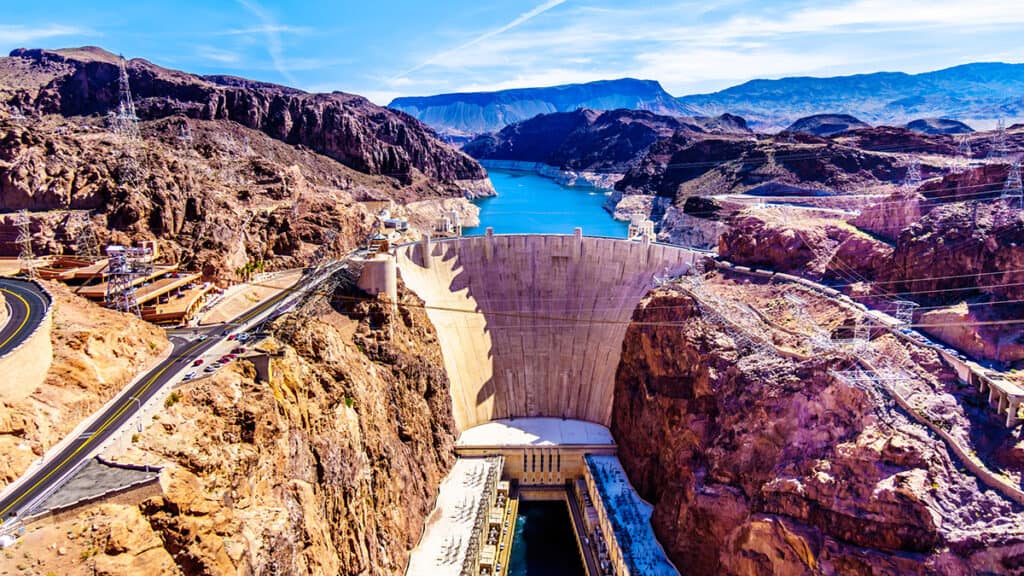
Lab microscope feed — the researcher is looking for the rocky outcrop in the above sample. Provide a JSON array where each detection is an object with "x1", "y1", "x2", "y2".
[
  {"x1": 892, "y1": 202, "x2": 1024, "y2": 304},
  {"x1": 611, "y1": 287, "x2": 1024, "y2": 575},
  {"x1": 0, "y1": 118, "x2": 374, "y2": 279},
  {"x1": 785, "y1": 114, "x2": 870, "y2": 136},
  {"x1": 60, "y1": 280, "x2": 457, "y2": 575},
  {"x1": 719, "y1": 210, "x2": 892, "y2": 281},
  {"x1": 905, "y1": 118, "x2": 974, "y2": 135},
  {"x1": 464, "y1": 108, "x2": 697, "y2": 175},
  {"x1": 5, "y1": 47, "x2": 486, "y2": 187}
]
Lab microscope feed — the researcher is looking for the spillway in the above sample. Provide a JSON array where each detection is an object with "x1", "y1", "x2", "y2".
[{"x1": 395, "y1": 232, "x2": 700, "y2": 431}]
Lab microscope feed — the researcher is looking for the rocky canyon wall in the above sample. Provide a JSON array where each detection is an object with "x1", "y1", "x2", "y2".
[{"x1": 611, "y1": 287, "x2": 1024, "y2": 575}]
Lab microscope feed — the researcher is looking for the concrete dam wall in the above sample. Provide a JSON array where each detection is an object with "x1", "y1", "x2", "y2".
[{"x1": 395, "y1": 233, "x2": 701, "y2": 431}]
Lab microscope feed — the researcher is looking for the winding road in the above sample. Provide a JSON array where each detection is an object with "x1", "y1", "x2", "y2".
[
  {"x1": 0, "y1": 264, "x2": 340, "y2": 524},
  {"x1": 0, "y1": 278, "x2": 50, "y2": 357}
]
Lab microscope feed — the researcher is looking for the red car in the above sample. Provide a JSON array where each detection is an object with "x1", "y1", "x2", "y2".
[
  {"x1": 192, "y1": 358, "x2": 204, "y2": 367},
  {"x1": 227, "y1": 334, "x2": 237, "y2": 341}
]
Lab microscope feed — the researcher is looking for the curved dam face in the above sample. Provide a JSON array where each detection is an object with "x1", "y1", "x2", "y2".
[{"x1": 395, "y1": 233, "x2": 700, "y2": 431}]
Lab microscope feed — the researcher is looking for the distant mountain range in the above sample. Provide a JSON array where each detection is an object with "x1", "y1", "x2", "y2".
[
  {"x1": 390, "y1": 63, "x2": 1024, "y2": 135},
  {"x1": 389, "y1": 78, "x2": 691, "y2": 136}
]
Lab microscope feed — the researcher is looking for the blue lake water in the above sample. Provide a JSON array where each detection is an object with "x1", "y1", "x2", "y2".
[
  {"x1": 464, "y1": 169, "x2": 628, "y2": 237},
  {"x1": 507, "y1": 500, "x2": 586, "y2": 576}
]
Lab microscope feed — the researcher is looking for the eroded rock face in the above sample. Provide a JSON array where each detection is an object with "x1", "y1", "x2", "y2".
[
  {"x1": 6, "y1": 47, "x2": 485, "y2": 187},
  {"x1": 611, "y1": 288, "x2": 1024, "y2": 575},
  {"x1": 105, "y1": 283, "x2": 457, "y2": 575}
]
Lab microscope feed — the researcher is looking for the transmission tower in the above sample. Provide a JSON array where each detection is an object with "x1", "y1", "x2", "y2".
[
  {"x1": 177, "y1": 119, "x2": 193, "y2": 144},
  {"x1": 73, "y1": 212, "x2": 100, "y2": 259},
  {"x1": 904, "y1": 158, "x2": 922, "y2": 189},
  {"x1": 8, "y1": 105, "x2": 26, "y2": 123},
  {"x1": 952, "y1": 135, "x2": 973, "y2": 173},
  {"x1": 112, "y1": 56, "x2": 140, "y2": 142},
  {"x1": 310, "y1": 230, "x2": 338, "y2": 272},
  {"x1": 988, "y1": 119, "x2": 1007, "y2": 160},
  {"x1": 103, "y1": 244, "x2": 151, "y2": 316},
  {"x1": 893, "y1": 300, "x2": 918, "y2": 328},
  {"x1": 15, "y1": 210, "x2": 36, "y2": 279},
  {"x1": 1003, "y1": 161, "x2": 1023, "y2": 209}
]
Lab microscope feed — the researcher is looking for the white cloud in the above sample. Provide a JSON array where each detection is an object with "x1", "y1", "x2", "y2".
[
  {"x1": 0, "y1": 24, "x2": 91, "y2": 46},
  {"x1": 235, "y1": 0, "x2": 299, "y2": 85},
  {"x1": 394, "y1": 0, "x2": 568, "y2": 79},
  {"x1": 219, "y1": 25, "x2": 311, "y2": 36},
  {"x1": 385, "y1": 0, "x2": 1024, "y2": 98},
  {"x1": 196, "y1": 45, "x2": 242, "y2": 65}
]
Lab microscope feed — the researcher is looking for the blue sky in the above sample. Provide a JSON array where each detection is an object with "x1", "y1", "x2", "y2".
[{"x1": 2, "y1": 0, "x2": 1023, "y2": 104}]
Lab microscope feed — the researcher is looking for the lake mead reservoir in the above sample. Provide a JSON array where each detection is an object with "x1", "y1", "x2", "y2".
[{"x1": 465, "y1": 169, "x2": 628, "y2": 236}]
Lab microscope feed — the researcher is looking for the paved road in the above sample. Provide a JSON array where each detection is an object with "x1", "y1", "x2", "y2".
[
  {"x1": 0, "y1": 268, "x2": 324, "y2": 524},
  {"x1": 0, "y1": 279, "x2": 50, "y2": 357}
]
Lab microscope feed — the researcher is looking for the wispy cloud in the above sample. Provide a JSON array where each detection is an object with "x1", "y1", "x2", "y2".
[
  {"x1": 381, "y1": 0, "x2": 1024, "y2": 98},
  {"x1": 196, "y1": 45, "x2": 243, "y2": 65},
  {"x1": 234, "y1": 0, "x2": 299, "y2": 85},
  {"x1": 219, "y1": 25, "x2": 311, "y2": 36},
  {"x1": 0, "y1": 24, "x2": 92, "y2": 45},
  {"x1": 393, "y1": 0, "x2": 568, "y2": 80}
]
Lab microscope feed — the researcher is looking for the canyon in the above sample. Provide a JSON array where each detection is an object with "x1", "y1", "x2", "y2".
[{"x1": 2, "y1": 43, "x2": 1024, "y2": 576}]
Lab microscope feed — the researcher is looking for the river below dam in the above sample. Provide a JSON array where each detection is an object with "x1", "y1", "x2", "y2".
[{"x1": 464, "y1": 169, "x2": 628, "y2": 236}]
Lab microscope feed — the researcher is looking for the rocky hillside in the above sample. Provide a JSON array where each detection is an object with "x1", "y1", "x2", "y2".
[
  {"x1": 0, "y1": 46, "x2": 493, "y2": 278},
  {"x1": 677, "y1": 62, "x2": 1024, "y2": 130},
  {"x1": 463, "y1": 108, "x2": 700, "y2": 173},
  {"x1": 785, "y1": 113, "x2": 871, "y2": 136},
  {"x1": 5, "y1": 47, "x2": 486, "y2": 188},
  {"x1": 905, "y1": 118, "x2": 974, "y2": 135},
  {"x1": 6, "y1": 279, "x2": 457, "y2": 575},
  {"x1": 612, "y1": 281, "x2": 1024, "y2": 575},
  {"x1": 390, "y1": 78, "x2": 693, "y2": 136}
]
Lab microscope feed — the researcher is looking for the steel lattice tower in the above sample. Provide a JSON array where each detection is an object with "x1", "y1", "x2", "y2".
[
  {"x1": 113, "y1": 56, "x2": 140, "y2": 142},
  {"x1": 73, "y1": 212, "x2": 100, "y2": 258},
  {"x1": 904, "y1": 158, "x2": 922, "y2": 189},
  {"x1": 988, "y1": 119, "x2": 1007, "y2": 160},
  {"x1": 15, "y1": 210, "x2": 36, "y2": 279},
  {"x1": 104, "y1": 250, "x2": 140, "y2": 315},
  {"x1": 1003, "y1": 161, "x2": 1023, "y2": 209}
]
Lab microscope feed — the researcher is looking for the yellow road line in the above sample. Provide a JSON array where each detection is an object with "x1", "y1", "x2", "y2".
[
  {"x1": 0, "y1": 288, "x2": 31, "y2": 351},
  {"x1": 0, "y1": 274, "x2": 306, "y2": 517},
  {"x1": 0, "y1": 337, "x2": 205, "y2": 517}
]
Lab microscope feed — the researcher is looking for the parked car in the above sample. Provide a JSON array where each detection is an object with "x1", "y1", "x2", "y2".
[
  {"x1": 227, "y1": 334, "x2": 237, "y2": 341},
  {"x1": 183, "y1": 371, "x2": 196, "y2": 381},
  {"x1": 192, "y1": 358, "x2": 204, "y2": 367},
  {"x1": 204, "y1": 365, "x2": 217, "y2": 373},
  {"x1": 231, "y1": 347, "x2": 246, "y2": 354},
  {"x1": 237, "y1": 333, "x2": 250, "y2": 342}
]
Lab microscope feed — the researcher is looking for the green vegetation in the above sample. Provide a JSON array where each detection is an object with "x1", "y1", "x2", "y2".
[
  {"x1": 165, "y1": 391, "x2": 181, "y2": 408},
  {"x1": 235, "y1": 259, "x2": 267, "y2": 280}
]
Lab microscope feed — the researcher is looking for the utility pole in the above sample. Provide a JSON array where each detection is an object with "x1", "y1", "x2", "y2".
[{"x1": 15, "y1": 210, "x2": 36, "y2": 280}]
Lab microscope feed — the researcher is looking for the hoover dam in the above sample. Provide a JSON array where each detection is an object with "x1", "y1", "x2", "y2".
[{"x1": 379, "y1": 231, "x2": 700, "y2": 575}]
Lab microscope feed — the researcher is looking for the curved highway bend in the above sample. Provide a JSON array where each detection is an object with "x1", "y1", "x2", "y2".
[
  {"x1": 0, "y1": 279, "x2": 50, "y2": 357},
  {"x1": 0, "y1": 265, "x2": 338, "y2": 524}
]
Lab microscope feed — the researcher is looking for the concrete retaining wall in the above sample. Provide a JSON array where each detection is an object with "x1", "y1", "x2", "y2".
[
  {"x1": 0, "y1": 281, "x2": 53, "y2": 402},
  {"x1": 396, "y1": 234, "x2": 700, "y2": 431},
  {"x1": 0, "y1": 291, "x2": 9, "y2": 332}
]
